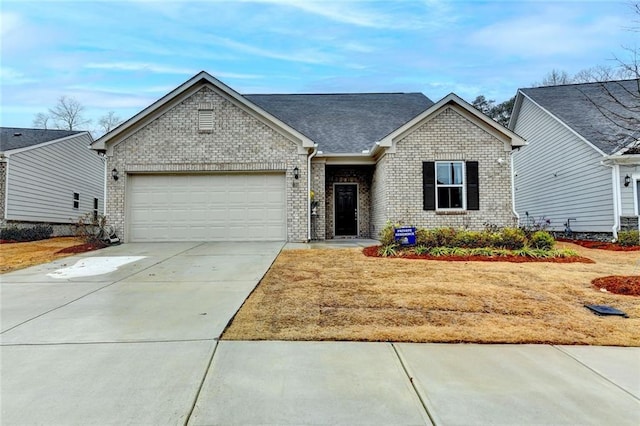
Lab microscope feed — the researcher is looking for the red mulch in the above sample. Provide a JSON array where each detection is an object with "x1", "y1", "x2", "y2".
[
  {"x1": 557, "y1": 238, "x2": 640, "y2": 251},
  {"x1": 362, "y1": 246, "x2": 594, "y2": 263},
  {"x1": 592, "y1": 276, "x2": 640, "y2": 296},
  {"x1": 1, "y1": 239, "x2": 18, "y2": 244},
  {"x1": 56, "y1": 241, "x2": 108, "y2": 254}
]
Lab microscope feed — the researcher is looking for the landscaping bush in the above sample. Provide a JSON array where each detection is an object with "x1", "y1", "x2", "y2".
[
  {"x1": 617, "y1": 230, "x2": 640, "y2": 247},
  {"x1": 493, "y1": 227, "x2": 527, "y2": 250},
  {"x1": 454, "y1": 230, "x2": 494, "y2": 248},
  {"x1": 0, "y1": 225, "x2": 53, "y2": 242},
  {"x1": 529, "y1": 230, "x2": 555, "y2": 250},
  {"x1": 378, "y1": 221, "x2": 396, "y2": 246},
  {"x1": 415, "y1": 228, "x2": 438, "y2": 247},
  {"x1": 432, "y1": 227, "x2": 458, "y2": 247}
]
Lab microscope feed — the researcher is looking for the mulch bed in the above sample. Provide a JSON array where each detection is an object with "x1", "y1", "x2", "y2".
[
  {"x1": 362, "y1": 246, "x2": 594, "y2": 263},
  {"x1": 557, "y1": 238, "x2": 640, "y2": 251},
  {"x1": 592, "y1": 276, "x2": 640, "y2": 296},
  {"x1": 55, "y1": 241, "x2": 108, "y2": 254}
]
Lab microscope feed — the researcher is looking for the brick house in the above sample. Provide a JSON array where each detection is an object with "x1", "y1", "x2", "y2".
[{"x1": 92, "y1": 71, "x2": 525, "y2": 242}]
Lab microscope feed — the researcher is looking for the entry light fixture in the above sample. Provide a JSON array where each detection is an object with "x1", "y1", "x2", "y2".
[
  {"x1": 293, "y1": 166, "x2": 299, "y2": 180},
  {"x1": 112, "y1": 168, "x2": 119, "y2": 181},
  {"x1": 624, "y1": 174, "x2": 631, "y2": 187}
]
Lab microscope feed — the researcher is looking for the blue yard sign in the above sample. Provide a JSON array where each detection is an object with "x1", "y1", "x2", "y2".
[{"x1": 394, "y1": 226, "x2": 416, "y2": 246}]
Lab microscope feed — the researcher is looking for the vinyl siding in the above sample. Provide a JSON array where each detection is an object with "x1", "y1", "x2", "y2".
[
  {"x1": 620, "y1": 165, "x2": 639, "y2": 215},
  {"x1": 6, "y1": 133, "x2": 105, "y2": 223},
  {"x1": 512, "y1": 97, "x2": 613, "y2": 233}
]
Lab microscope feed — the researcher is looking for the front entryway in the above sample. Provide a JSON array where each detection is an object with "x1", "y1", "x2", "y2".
[{"x1": 334, "y1": 184, "x2": 358, "y2": 236}]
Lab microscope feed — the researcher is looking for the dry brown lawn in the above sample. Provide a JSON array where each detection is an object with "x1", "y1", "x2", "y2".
[
  {"x1": 223, "y1": 242, "x2": 640, "y2": 346},
  {"x1": 0, "y1": 237, "x2": 85, "y2": 273}
]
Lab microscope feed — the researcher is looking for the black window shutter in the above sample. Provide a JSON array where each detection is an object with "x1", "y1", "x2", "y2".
[
  {"x1": 423, "y1": 162, "x2": 435, "y2": 210},
  {"x1": 466, "y1": 161, "x2": 479, "y2": 210}
]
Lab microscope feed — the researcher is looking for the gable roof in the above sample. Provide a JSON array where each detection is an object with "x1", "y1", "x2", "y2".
[
  {"x1": 514, "y1": 79, "x2": 640, "y2": 155},
  {"x1": 1, "y1": 127, "x2": 83, "y2": 152},
  {"x1": 377, "y1": 93, "x2": 526, "y2": 152},
  {"x1": 92, "y1": 71, "x2": 315, "y2": 151},
  {"x1": 244, "y1": 93, "x2": 434, "y2": 153}
]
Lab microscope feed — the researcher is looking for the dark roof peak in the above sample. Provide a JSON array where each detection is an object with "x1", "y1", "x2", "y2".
[
  {"x1": 244, "y1": 93, "x2": 434, "y2": 153},
  {"x1": 520, "y1": 79, "x2": 639, "y2": 154},
  {"x1": 0, "y1": 127, "x2": 85, "y2": 152},
  {"x1": 528, "y1": 78, "x2": 639, "y2": 90}
]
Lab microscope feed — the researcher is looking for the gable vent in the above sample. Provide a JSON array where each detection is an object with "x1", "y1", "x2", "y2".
[{"x1": 198, "y1": 105, "x2": 214, "y2": 131}]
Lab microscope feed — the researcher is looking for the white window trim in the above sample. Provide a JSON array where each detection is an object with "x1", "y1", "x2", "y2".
[{"x1": 435, "y1": 160, "x2": 466, "y2": 211}]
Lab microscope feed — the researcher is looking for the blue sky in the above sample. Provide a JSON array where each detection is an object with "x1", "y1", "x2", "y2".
[{"x1": 1, "y1": 0, "x2": 637, "y2": 132}]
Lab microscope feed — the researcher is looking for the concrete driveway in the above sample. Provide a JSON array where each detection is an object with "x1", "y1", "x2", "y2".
[
  {"x1": 1, "y1": 241, "x2": 639, "y2": 425},
  {"x1": 1, "y1": 242, "x2": 283, "y2": 424}
]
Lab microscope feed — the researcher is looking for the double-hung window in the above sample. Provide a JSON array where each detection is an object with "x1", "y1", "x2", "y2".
[
  {"x1": 423, "y1": 161, "x2": 479, "y2": 211},
  {"x1": 436, "y1": 161, "x2": 465, "y2": 209}
]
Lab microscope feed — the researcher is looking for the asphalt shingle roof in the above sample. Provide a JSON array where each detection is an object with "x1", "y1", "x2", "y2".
[
  {"x1": 520, "y1": 79, "x2": 640, "y2": 155},
  {"x1": 0, "y1": 127, "x2": 83, "y2": 152},
  {"x1": 244, "y1": 93, "x2": 434, "y2": 153}
]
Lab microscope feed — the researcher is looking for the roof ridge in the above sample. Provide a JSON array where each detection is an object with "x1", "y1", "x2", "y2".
[
  {"x1": 244, "y1": 92, "x2": 424, "y2": 96},
  {"x1": 524, "y1": 78, "x2": 639, "y2": 90}
]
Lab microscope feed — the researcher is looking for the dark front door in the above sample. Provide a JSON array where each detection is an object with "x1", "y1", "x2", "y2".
[{"x1": 335, "y1": 184, "x2": 358, "y2": 236}]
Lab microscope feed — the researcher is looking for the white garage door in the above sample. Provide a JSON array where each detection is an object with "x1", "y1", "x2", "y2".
[{"x1": 128, "y1": 173, "x2": 286, "y2": 242}]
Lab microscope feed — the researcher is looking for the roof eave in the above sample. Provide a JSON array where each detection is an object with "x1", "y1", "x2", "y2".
[
  {"x1": 377, "y1": 93, "x2": 526, "y2": 148},
  {"x1": 92, "y1": 71, "x2": 314, "y2": 151}
]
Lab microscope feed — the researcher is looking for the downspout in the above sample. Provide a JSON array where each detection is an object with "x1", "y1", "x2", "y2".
[
  {"x1": 102, "y1": 154, "x2": 107, "y2": 215},
  {"x1": 602, "y1": 161, "x2": 620, "y2": 240},
  {"x1": 509, "y1": 149, "x2": 520, "y2": 225},
  {"x1": 307, "y1": 144, "x2": 318, "y2": 241}
]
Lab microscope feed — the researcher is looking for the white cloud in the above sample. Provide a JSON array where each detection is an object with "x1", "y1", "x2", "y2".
[
  {"x1": 0, "y1": 67, "x2": 35, "y2": 85},
  {"x1": 468, "y1": 11, "x2": 626, "y2": 57},
  {"x1": 206, "y1": 35, "x2": 338, "y2": 65},
  {"x1": 84, "y1": 62, "x2": 196, "y2": 75}
]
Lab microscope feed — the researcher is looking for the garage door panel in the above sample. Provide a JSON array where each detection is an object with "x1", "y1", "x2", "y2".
[{"x1": 128, "y1": 174, "x2": 286, "y2": 242}]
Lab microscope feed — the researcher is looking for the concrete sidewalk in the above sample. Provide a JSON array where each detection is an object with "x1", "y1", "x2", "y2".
[{"x1": 1, "y1": 242, "x2": 639, "y2": 425}]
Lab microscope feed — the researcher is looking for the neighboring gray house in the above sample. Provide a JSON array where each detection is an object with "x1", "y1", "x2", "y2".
[
  {"x1": 92, "y1": 71, "x2": 525, "y2": 243},
  {"x1": 0, "y1": 127, "x2": 105, "y2": 234},
  {"x1": 510, "y1": 79, "x2": 640, "y2": 238}
]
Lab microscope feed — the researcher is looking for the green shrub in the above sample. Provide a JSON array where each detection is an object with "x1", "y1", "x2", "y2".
[
  {"x1": 454, "y1": 230, "x2": 494, "y2": 248},
  {"x1": 529, "y1": 231, "x2": 555, "y2": 250},
  {"x1": 0, "y1": 225, "x2": 53, "y2": 242},
  {"x1": 415, "y1": 228, "x2": 438, "y2": 247},
  {"x1": 432, "y1": 227, "x2": 458, "y2": 247},
  {"x1": 617, "y1": 230, "x2": 640, "y2": 247},
  {"x1": 379, "y1": 244, "x2": 399, "y2": 257},
  {"x1": 494, "y1": 227, "x2": 527, "y2": 250},
  {"x1": 413, "y1": 245, "x2": 430, "y2": 255},
  {"x1": 378, "y1": 221, "x2": 396, "y2": 246}
]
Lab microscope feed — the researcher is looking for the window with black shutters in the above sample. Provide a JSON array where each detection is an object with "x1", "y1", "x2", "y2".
[{"x1": 423, "y1": 161, "x2": 479, "y2": 211}]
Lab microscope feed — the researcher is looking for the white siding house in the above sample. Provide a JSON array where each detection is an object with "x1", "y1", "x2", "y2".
[
  {"x1": 1, "y1": 128, "x2": 105, "y2": 234},
  {"x1": 510, "y1": 79, "x2": 640, "y2": 237}
]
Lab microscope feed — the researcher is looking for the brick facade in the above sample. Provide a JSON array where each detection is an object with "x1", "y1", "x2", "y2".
[
  {"x1": 370, "y1": 106, "x2": 515, "y2": 236},
  {"x1": 107, "y1": 86, "x2": 308, "y2": 242},
  {"x1": 310, "y1": 160, "x2": 326, "y2": 240}
]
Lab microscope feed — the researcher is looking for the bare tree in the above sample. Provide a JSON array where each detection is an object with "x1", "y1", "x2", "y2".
[
  {"x1": 48, "y1": 96, "x2": 91, "y2": 130},
  {"x1": 579, "y1": 3, "x2": 640, "y2": 152},
  {"x1": 539, "y1": 69, "x2": 572, "y2": 86},
  {"x1": 97, "y1": 111, "x2": 123, "y2": 134},
  {"x1": 32, "y1": 112, "x2": 50, "y2": 129}
]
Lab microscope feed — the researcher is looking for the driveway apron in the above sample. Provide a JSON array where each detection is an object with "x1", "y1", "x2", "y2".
[{"x1": 0, "y1": 242, "x2": 283, "y2": 425}]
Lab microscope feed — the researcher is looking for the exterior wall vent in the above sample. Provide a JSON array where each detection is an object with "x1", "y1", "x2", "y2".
[{"x1": 198, "y1": 104, "x2": 214, "y2": 131}]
